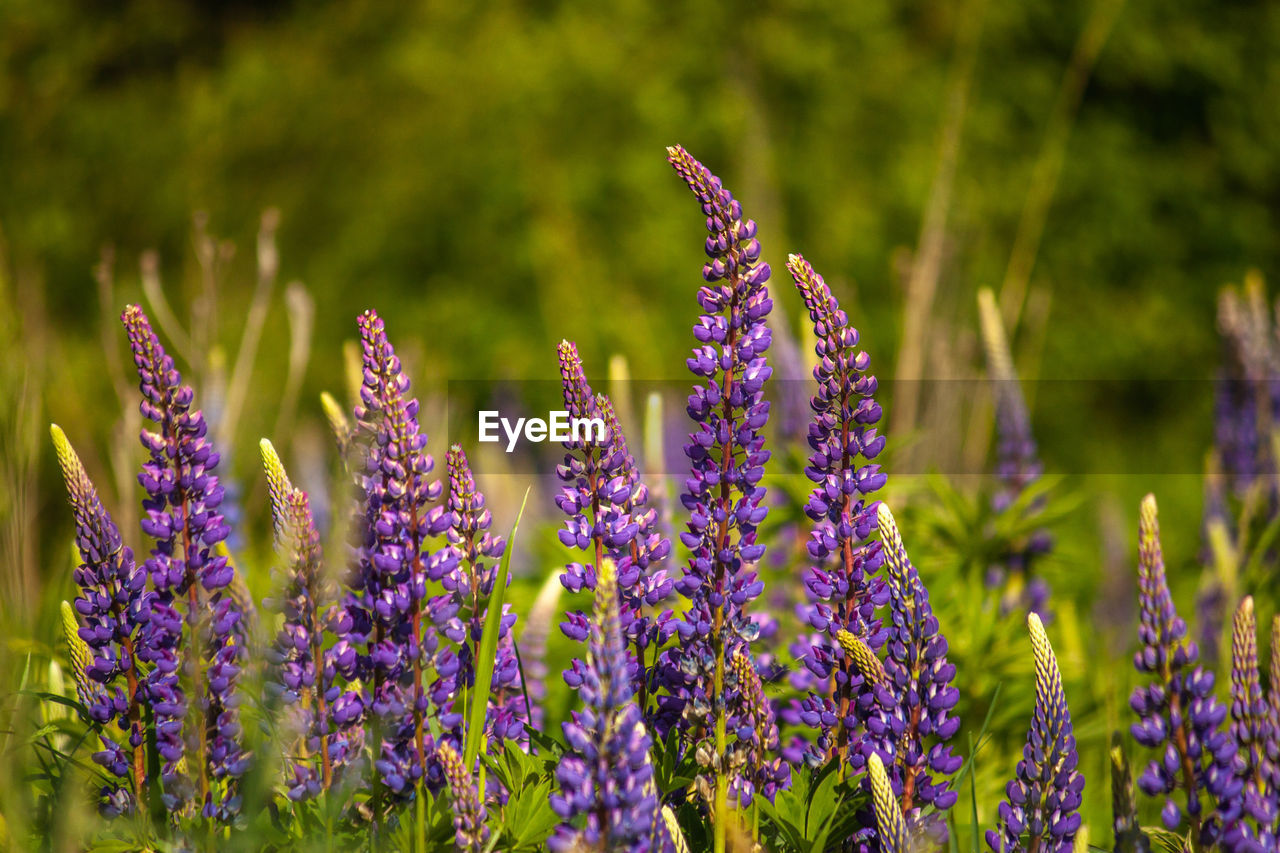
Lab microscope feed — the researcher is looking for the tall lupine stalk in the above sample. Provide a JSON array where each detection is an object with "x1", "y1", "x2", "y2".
[
  {"x1": 1223, "y1": 597, "x2": 1277, "y2": 852},
  {"x1": 987, "y1": 613, "x2": 1084, "y2": 853},
  {"x1": 787, "y1": 254, "x2": 889, "y2": 769},
  {"x1": 663, "y1": 145, "x2": 773, "y2": 852},
  {"x1": 342, "y1": 309, "x2": 451, "y2": 801},
  {"x1": 123, "y1": 304, "x2": 246, "y2": 819},
  {"x1": 261, "y1": 439, "x2": 361, "y2": 800},
  {"x1": 555, "y1": 341, "x2": 673, "y2": 719},
  {"x1": 872, "y1": 504, "x2": 962, "y2": 833},
  {"x1": 1129, "y1": 494, "x2": 1236, "y2": 851},
  {"x1": 428, "y1": 445, "x2": 525, "y2": 746},
  {"x1": 50, "y1": 425, "x2": 149, "y2": 811},
  {"x1": 976, "y1": 289, "x2": 1052, "y2": 618},
  {"x1": 550, "y1": 559, "x2": 666, "y2": 853}
]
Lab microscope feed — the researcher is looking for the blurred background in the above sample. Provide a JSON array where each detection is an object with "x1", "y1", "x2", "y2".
[{"x1": 2, "y1": 0, "x2": 1278, "y2": 845}]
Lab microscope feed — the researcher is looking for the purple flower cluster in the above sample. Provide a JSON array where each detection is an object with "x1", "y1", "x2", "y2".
[
  {"x1": 869, "y1": 504, "x2": 962, "y2": 828},
  {"x1": 1128, "y1": 494, "x2": 1236, "y2": 849},
  {"x1": 428, "y1": 445, "x2": 525, "y2": 745},
  {"x1": 725, "y1": 650, "x2": 788, "y2": 806},
  {"x1": 123, "y1": 304, "x2": 246, "y2": 819},
  {"x1": 1223, "y1": 597, "x2": 1277, "y2": 852},
  {"x1": 555, "y1": 341, "x2": 673, "y2": 715},
  {"x1": 1213, "y1": 280, "x2": 1280, "y2": 500},
  {"x1": 261, "y1": 439, "x2": 361, "y2": 801},
  {"x1": 51, "y1": 425, "x2": 149, "y2": 810},
  {"x1": 987, "y1": 613, "x2": 1083, "y2": 853},
  {"x1": 550, "y1": 559, "x2": 665, "y2": 853},
  {"x1": 660, "y1": 145, "x2": 772, "y2": 775},
  {"x1": 785, "y1": 253, "x2": 888, "y2": 768},
  {"x1": 337, "y1": 309, "x2": 450, "y2": 799},
  {"x1": 977, "y1": 289, "x2": 1052, "y2": 618}
]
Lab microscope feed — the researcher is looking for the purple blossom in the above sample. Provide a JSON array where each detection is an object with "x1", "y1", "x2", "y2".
[
  {"x1": 555, "y1": 341, "x2": 674, "y2": 717},
  {"x1": 550, "y1": 559, "x2": 664, "y2": 852},
  {"x1": 786, "y1": 253, "x2": 888, "y2": 768},
  {"x1": 1222, "y1": 597, "x2": 1277, "y2": 852},
  {"x1": 1128, "y1": 494, "x2": 1236, "y2": 849},
  {"x1": 340, "y1": 309, "x2": 450, "y2": 799},
  {"x1": 659, "y1": 146, "x2": 773, "y2": 805},
  {"x1": 726, "y1": 650, "x2": 788, "y2": 805},
  {"x1": 261, "y1": 439, "x2": 360, "y2": 800},
  {"x1": 123, "y1": 304, "x2": 245, "y2": 819},
  {"x1": 987, "y1": 614, "x2": 1084, "y2": 853},
  {"x1": 51, "y1": 426, "x2": 149, "y2": 810},
  {"x1": 437, "y1": 741, "x2": 489, "y2": 852},
  {"x1": 868, "y1": 504, "x2": 962, "y2": 833},
  {"x1": 977, "y1": 289, "x2": 1052, "y2": 619},
  {"x1": 427, "y1": 445, "x2": 526, "y2": 746}
]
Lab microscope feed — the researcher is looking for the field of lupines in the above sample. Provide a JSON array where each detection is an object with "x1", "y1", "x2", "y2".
[{"x1": 2, "y1": 145, "x2": 1278, "y2": 853}]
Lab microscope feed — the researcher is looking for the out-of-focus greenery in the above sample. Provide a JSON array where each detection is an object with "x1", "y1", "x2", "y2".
[{"x1": 2, "y1": 0, "x2": 1279, "y2": 849}]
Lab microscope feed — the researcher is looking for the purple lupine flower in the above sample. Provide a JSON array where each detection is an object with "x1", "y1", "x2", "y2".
[
  {"x1": 987, "y1": 613, "x2": 1084, "y2": 853},
  {"x1": 1214, "y1": 281, "x2": 1280, "y2": 501},
  {"x1": 659, "y1": 147, "x2": 773, "y2": 819},
  {"x1": 1270, "y1": 614, "x2": 1280, "y2": 787},
  {"x1": 427, "y1": 445, "x2": 526, "y2": 747},
  {"x1": 437, "y1": 741, "x2": 489, "y2": 852},
  {"x1": 726, "y1": 650, "x2": 788, "y2": 805},
  {"x1": 1128, "y1": 494, "x2": 1237, "y2": 849},
  {"x1": 50, "y1": 426, "x2": 149, "y2": 811},
  {"x1": 1222, "y1": 597, "x2": 1277, "y2": 853},
  {"x1": 261, "y1": 439, "x2": 361, "y2": 800},
  {"x1": 869, "y1": 504, "x2": 962, "y2": 833},
  {"x1": 555, "y1": 341, "x2": 673, "y2": 715},
  {"x1": 122, "y1": 304, "x2": 246, "y2": 819},
  {"x1": 786, "y1": 253, "x2": 888, "y2": 768},
  {"x1": 550, "y1": 559, "x2": 663, "y2": 853},
  {"x1": 977, "y1": 289, "x2": 1053, "y2": 619},
  {"x1": 342, "y1": 309, "x2": 451, "y2": 799}
]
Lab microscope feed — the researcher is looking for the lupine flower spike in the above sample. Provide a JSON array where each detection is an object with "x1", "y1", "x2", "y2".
[
  {"x1": 437, "y1": 740, "x2": 489, "y2": 852},
  {"x1": 123, "y1": 304, "x2": 247, "y2": 819},
  {"x1": 261, "y1": 439, "x2": 360, "y2": 800},
  {"x1": 987, "y1": 613, "x2": 1084, "y2": 852},
  {"x1": 550, "y1": 559, "x2": 665, "y2": 852},
  {"x1": 1109, "y1": 735, "x2": 1145, "y2": 851},
  {"x1": 1129, "y1": 494, "x2": 1235, "y2": 850},
  {"x1": 340, "y1": 309, "x2": 451, "y2": 800},
  {"x1": 1223, "y1": 596, "x2": 1276, "y2": 852},
  {"x1": 977, "y1": 288, "x2": 1052, "y2": 618},
  {"x1": 428, "y1": 445, "x2": 525, "y2": 746},
  {"x1": 60, "y1": 600, "x2": 100, "y2": 708},
  {"x1": 786, "y1": 253, "x2": 888, "y2": 769},
  {"x1": 662, "y1": 146, "x2": 774, "y2": 851},
  {"x1": 725, "y1": 650, "x2": 786, "y2": 805},
  {"x1": 870, "y1": 503, "x2": 962, "y2": 836},
  {"x1": 555, "y1": 340, "x2": 673, "y2": 720},
  {"x1": 869, "y1": 753, "x2": 908, "y2": 853},
  {"x1": 50, "y1": 425, "x2": 150, "y2": 812}
]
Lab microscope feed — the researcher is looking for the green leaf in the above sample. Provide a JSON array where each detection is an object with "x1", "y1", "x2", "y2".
[
  {"x1": 1142, "y1": 827, "x2": 1188, "y2": 853},
  {"x1": 463, "y1": 487, "x2": 530, "y2": 769}
]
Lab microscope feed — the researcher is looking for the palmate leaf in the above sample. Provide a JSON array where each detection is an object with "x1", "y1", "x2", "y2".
[
  {"x1": 463, "y1": 487, "x2": 530, "y2": 769},
  {"x1": 755, "y1": 760, "x2": 867, "y2": 853},
  {"x1": 1142, "y1": 827, "x2": 1191, "y2": 853}
]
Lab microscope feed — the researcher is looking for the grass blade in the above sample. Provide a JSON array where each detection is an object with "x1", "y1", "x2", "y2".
[{"x1": 463, "y1": 487, "x2": 530, "y2": 768}]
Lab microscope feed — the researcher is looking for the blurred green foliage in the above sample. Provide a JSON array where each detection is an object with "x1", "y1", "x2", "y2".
[{"x1": 2, "y1": 0, "x2": 1279, "y2": 848}]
